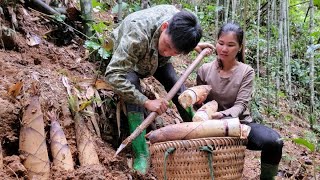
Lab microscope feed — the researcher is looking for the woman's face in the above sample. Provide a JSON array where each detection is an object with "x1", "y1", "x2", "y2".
[{"x1": 216, "y1": 32, "x2": 241, "y2": 62}]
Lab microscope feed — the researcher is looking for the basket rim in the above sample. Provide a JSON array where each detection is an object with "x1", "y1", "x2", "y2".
[{"x1": 150, "y1": 136, "x2": 247, "y2": 145}]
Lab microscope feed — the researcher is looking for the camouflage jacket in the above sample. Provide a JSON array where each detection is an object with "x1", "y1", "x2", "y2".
[{"x1": 105, "y1": 5, "x2": 179, "y2": 105}]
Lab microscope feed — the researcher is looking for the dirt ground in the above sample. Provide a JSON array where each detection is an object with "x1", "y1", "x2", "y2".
[{"x1": 0, "y1": 4, "x2": 319, "y2": 180}]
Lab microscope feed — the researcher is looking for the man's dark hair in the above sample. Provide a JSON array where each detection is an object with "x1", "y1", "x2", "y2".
[{"x1": 167, "y1": 10, "x2": 202, "y2": 54}]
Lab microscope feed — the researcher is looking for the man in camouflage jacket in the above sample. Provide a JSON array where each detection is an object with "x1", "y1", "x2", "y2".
[{"x1": 105, "y1": 4, "x2": 213, "y2": 174}]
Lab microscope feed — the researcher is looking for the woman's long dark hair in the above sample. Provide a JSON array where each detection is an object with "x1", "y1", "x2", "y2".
[{"x1": 217, "y1": 22, "x2": 245, "y2": 63}]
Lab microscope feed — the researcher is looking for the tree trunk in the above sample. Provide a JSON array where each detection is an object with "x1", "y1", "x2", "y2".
[
  {"x1": 256, "y1": 0, "x2": 261, "y2": 77},
  {"x1": 242, "y1": 0, "x2": 247, "y2": 62},
  {"x1": 215, "y1": 0, "x2": 220, "y2": 34},
  {"x1": 224, "y1": 0, "x2": 230, "y2": 23},
  {"x1": 231, "y1": 0, "x2": 237, "y2": 22},
  {"x1": 80, "y1": 0, "x2": 93, "y2": 37},
  {"x1": 117, "y1": 0, "x2": 123, "y2": 22},
  {"x1": 266, "y1": 0, "x2": 271, "y2": 115},
  {"x1": 285, "y1": 0, "x2": 292, "y2": 108},
  {"x1": 309, "y1": 0, "x2": 315, "y2": 124},
  {"x1": 141, "y1": 0, "x2": 149, "y2": 9},
  {"x1": 276, "y1": 0, "x2": 282, "y2": 110}
]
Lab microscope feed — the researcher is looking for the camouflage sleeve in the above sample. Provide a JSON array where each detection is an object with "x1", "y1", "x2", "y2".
[{"x1": 105, "y1": 22, "x2": 149, "y2": 105}]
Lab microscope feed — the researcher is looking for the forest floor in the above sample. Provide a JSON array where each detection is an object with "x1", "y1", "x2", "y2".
[{"x1": 0, "y1": 4, "x2": 319, "y2": 180}]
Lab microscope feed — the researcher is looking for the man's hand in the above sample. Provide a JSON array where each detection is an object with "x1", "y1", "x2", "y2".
[
  {"x1": 143, "y1": 98, "x2": 169, "y2": 115},
  {"x1": 194, "y1": 42, "x2": 215, "y2": 55}
]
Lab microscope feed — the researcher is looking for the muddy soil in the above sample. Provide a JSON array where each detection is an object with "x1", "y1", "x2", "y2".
[{"x1": 0, "y1": 4, "x2": 319, "y2": 180}]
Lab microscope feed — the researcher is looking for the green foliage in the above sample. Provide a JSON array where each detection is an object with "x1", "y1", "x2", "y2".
[
  {"x1": 284, "y1": 114, "x2": 293, "y2": 122},
  {"x1": 52, "y1": 14, "x2": 66, "y2": 22},
  {"x1": 81, "y1": 0, "x2": 115, "y2": 61},
  {"x1": 84, "y1": 40, "x2": 111, "y2": 59},
  {"x1": 112, "y1": 1, "x2": 141, "y2": 15},
  {"x1": 92, "y1": 22, "x2": 107, "y2": 33},
  {"x1": 292, "y1": 138, "x2": 315, "y2": 152},
  {"x1": 93, "y1": 0, "x2": 320, "y2": 126},
  {"x1": 314, "y1": 0, "x2": 320, "y2": 8},
  {"x1": 111, "y1": 2, "x2": 129, "y2": 13},
  {"x1": 85, "y1": 41, "x2": 100, "y2": 50}
]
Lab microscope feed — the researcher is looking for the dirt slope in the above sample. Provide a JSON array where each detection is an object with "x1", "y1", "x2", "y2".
[{"x1": 0, "y1": 4, "x2": 319, "y2": 180}]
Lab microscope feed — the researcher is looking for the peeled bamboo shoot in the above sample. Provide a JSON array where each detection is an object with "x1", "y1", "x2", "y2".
[
  {"x1": 48, "y1": 111, "x2": 74, "y2": 171},
  {"x1": 178, "y1": 85, "x2": 212, "y2": 109},
  {"x1": 146, "y1": 118, "x2": 251, "y2": 143},
  {"x1": 192, "y1": 100, "x2": 218, "y2": 122},
  {"x1": 19, "y1": 85, "x2": 50, "y2": 180}
]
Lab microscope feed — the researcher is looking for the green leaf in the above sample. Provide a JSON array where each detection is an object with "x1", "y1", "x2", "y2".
[
  {"x1": 207, "y1": 5, "x2": 215, "y2": 11},
  {"x1": 292, "y1": 138, "x2": 315, "y2": 152},
  {"x1": 111, "y1": 2, "x2": 128, "y2": 14},
  {"x1": 197, "y1": 12, "x2": 205, "y2": 19},
  {"x1": 92, "y1": 22, "x2": 107, "y2": 33},
  {"x1": 314, "y1": 0, "x2": 320, "y2": 8},
  {"x1": 278, "y1": 91, "x2": 286, "y2": 98},
  {"x1": 98, "y1": 47, "x2": 111, "y2": 59},
  {"x1": 84, "y1": 40, "x2": 101, "y2": 50},
  {"x1": 311, "y1": 31, "x2": 320, "y2": 38},
  {"x1": 92, "y1": 0, "x2": 102, "y2": 8},
  {"x1": 52, "y1": 14, "x2": 66, "y2": 22}
]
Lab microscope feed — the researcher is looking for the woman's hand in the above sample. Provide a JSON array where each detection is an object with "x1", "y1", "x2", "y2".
[
  {"x1": 196, "y1": 92, "x2": 208, "y2": 105},
  {"x1": 194, "y1": 42, "x2": 215, "y2": 55},
  {"x1": 143, "y1": 98, "x2": 169, "y2": 115},
  {"x1": 211, "y1": 112, "x2": 225, "y2": 119}
]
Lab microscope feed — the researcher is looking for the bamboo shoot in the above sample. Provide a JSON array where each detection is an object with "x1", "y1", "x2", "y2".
[
  {"x1": 64, "y1": 77, "x2": 100, "y2": 166},
  {"x1": 48, "y1": 111, "x2": 74, "y2": 171},
  {"x1": 178, "y1": 85, "x2": 212, "y2": 109},
  {"x1": 19, "y1": 84, "x2": 50, "y2": 180},
  {"x1": 74, "y1": 112, "x2": 100, "y2": 166},
  {"x1": 192, "y1": 100, "x2": 218, "y2": 122},
  {"x1": 146, "y1": 118, "x2": 251, "y2": 143}
]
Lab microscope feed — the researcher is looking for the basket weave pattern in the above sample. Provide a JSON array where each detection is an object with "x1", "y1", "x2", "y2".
[{"x1": 150, "y1": 137, "x2": 247, "y2": 180}]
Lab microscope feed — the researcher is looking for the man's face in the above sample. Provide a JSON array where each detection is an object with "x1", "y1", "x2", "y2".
[{"x1": 158, "y1": 23, "x2": 180, "y2": 57}]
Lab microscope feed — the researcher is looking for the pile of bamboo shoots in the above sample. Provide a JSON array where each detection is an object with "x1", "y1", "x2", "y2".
[
  {"x1": 17, "y1": 78, "x2": 104, "y2": 179},
  {"x1": 146, "y1": 118, "x2": 251, "y2": 143}
]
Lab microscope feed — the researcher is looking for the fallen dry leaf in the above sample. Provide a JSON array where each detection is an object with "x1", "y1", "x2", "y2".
[
  {"x1": 26, "y1": 32, "x2": 41, "y2": 46},
  {"x1": 95, "y1": 79, "x2": 113, "y2": 90},
  {"x1": 86, "y1": 86, "x2": 95, "y2": 99},
  {"x1": 7, "y1": 81, "x2": 23, "y2": 98}
]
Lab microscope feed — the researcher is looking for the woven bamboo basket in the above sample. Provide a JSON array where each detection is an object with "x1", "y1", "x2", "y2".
[{"x1": 150, "y1": 137, "x2": 247, "y2": 180}]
